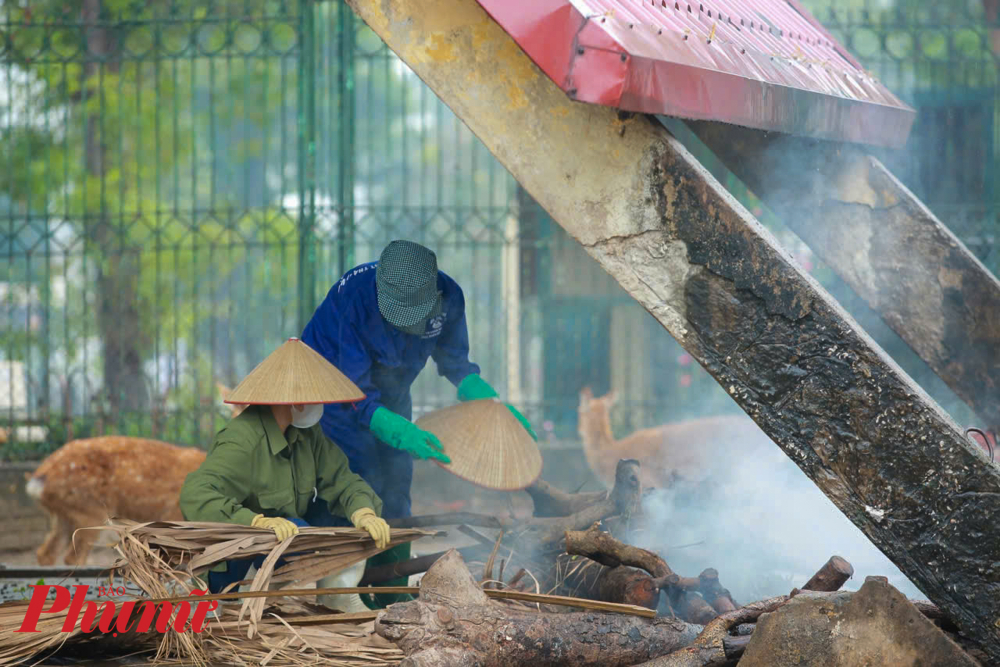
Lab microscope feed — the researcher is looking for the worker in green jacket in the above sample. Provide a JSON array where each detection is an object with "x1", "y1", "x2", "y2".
[{"x1": 180, "y1": 337, "x2": 391, "y2": 611}]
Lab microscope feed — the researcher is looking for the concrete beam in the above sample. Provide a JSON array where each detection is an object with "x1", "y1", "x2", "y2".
[
  {"x1": 685, "y1": 120, "x2": 1000, "y2": 432},
  {"x1": 345, "y1": 0, "x2": 1000, "y2": 657}
]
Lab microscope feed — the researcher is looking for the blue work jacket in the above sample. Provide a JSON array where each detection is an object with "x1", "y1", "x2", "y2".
[{"x1": 300, "y1": 261, "x2": 480, "y2": 517}]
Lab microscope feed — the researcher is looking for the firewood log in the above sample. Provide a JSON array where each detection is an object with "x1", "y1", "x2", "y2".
[
  {"x1": 565, "y1": 522, "x2": 670, "y2": 578},
  {"x1": 596, "y1": 566, "x2": 660, "y2": 609},
  {"x1": 790, "y1": 555, "x2": 854, "y2": 595},
  {"x1": 525, "y1": 478, "x2": 609, "y2": 518},
  {"x1": 374, "y1": 549, "x2": 704, "y2": 667},
  {"x1": 628, "y1": 596, "x2": 789, "y2": 667}
]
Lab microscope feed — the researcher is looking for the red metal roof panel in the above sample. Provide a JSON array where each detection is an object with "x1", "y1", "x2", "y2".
[{"x1": 475, "y1": 0, "x2": 915, "y2": 148}]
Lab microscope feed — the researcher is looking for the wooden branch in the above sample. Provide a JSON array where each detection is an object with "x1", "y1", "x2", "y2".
[
  {"x1": 722, "y1": 635, "x2": 752, "y2": 661},
  {"x1": 525, "y1": 478, "x2": 609, "y2": 518},
  {"x1": 358, "y1": 545, "x2": 484, "y2": 585},
  {"x1": 677, "y1": 592, "x2": 719, "y2": 626},
  {"x1": 457, "y1": 524, "x2": 498, "y2": 548},
  {"x1": 565, "y1": 522, "x2": 671, "y2": 578},
  {"x1": 562, "y1": 522, "x2": 738, "y2": 622},
  {"x1": 698, "y1": 569, "x2": 737, "y2": 615},
  {"x1": 562, "y1": 522, "x2": 737, "y2": 622},
  {"x1": 596, "y1": 566, "x2": 661, "y2": 610},
  {"x1": 281, "y1": 611, "x2": 380, "y2": 625},
  {"x1": 659, "y1": 575, "x2": 702, "y2": 592},
  {"x1": 629, "y1": 596, "x2": 790, "y2": 667},
  {"x1": 387, "y1": 512, "x2": 505, "y2": 530},
  {"x1": 562, "y1": 522, "x2": 742, "y2": 617},
  {"x1": 485, "y1": 588, "x2": 655, "y2": 617},
  {"x1": 113, "y1": 583, "x2": 655, "y2": 617},
  {"x1": 515, "y1": 459, "x2": 642, "y2": 545},
  {"x1": 375, "y1": 549, "x2": 702, "y2": 667}
]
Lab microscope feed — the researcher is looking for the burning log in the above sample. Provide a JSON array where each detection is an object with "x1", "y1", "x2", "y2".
[
  {"x1": 676, "y1": 593, "x2": 720, "y2": 626},
  {"x1": 342, "y1": 0, "x2": 1000, "y2": 658},
  {"x1": 565, "y1": 522, "x2": 670, "y2": 578},
  {"x1": 793, "y1": 555, "x2": 855, "y2": 595},
  {"x1": 516, "y1": 459, "x2": 642, "y2": 545},
  {"x1": 629, "y1": 596, "x2": 790, "y2": 667},
  {"x1": 419, "y1": 461, "x2": 647, "y2": 601},
  {"x1": 525, "y1": 478, "x2": 609, "y2": 518},
  {"x1": 564, "y1": 522, "x2": 735, "y2": 622},
  {"x1": 392, "y1": 460, "x2": 641, "y2": 547},
  {"x1": 563, "y1": 522, "x2": 670, "y2": 610},
  {"x1": 697, "y1": 569, "x2": 737, "y2": 615},
  {"x1": 596, "y1": 566, "x2": 660, "y2": 610},
  {"x1": 375, "y1": 549, "x2": 703, "y2": 667}
]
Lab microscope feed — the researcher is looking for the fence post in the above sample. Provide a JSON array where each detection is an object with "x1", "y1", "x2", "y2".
[
  {"x1": 297, "y1": 0, "x2": 318, "y2": 332},
  {"x1": 337, "y1": 2, "x2": 356, "y2": 277}
]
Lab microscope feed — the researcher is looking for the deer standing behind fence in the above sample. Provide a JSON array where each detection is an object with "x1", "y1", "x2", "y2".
[
  {"x1": 577, "y1": 386, "x2": 780, "y2": 491},
  {"x1": 24, "y1": 384, "x2": 242, "y2": 566}
]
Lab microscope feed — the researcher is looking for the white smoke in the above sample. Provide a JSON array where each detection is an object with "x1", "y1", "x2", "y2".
[{"x1": 630, "y1": 443, "x2": 925, "y2": 604}]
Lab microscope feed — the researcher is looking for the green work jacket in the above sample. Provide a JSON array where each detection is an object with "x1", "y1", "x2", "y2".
[{"x1": 179, "y1": 405, "x2": 382, "y2": 528}]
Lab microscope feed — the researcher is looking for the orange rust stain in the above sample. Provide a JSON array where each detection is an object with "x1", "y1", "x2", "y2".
[
  {"x1": 494, "y1": 38, "x2": 537, "y2": 110},
  {"x1": 425, "y1": 33, "x2": 456, "y2": 63},
  {"x1": 407, "y1": 0, "x2": 483, "y2": 36},
  {"x1": 471, "y1": 17, "x2": 492, "y2": 50}
]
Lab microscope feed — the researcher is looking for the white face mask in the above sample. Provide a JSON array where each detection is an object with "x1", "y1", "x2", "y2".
[{"x1": 291, "y1": 403, "x2": 324, "y2": 429}]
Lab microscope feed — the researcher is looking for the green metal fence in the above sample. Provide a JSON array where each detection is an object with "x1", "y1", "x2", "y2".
[
  {"x1": 1, "y1": 0, "x2": 997, "y2": 459},
  {"x1": 0, "y1": 0, "x2": 522, "y2": 459}
]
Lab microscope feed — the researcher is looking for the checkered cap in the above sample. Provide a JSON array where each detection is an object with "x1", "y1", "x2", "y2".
[{"x1": 376, "y1": 240, "x2": 441, "y2": 328}]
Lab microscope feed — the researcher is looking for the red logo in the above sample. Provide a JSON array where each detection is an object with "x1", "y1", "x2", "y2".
[{"x1": 14, "y1": 584, "x2": 219, "y2": 635}]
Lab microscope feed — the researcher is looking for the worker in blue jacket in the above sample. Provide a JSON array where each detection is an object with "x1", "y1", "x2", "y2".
[{"x1": 301, "y1": 239, "x2": 536, "y2": 608}]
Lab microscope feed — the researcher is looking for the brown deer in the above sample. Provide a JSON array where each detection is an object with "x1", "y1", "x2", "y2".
[
  {"x1": 25, "y1": 384, "x2": 243, "y2": 566},
  {"x1": 577, "y1": 387, "x2": 778, "y2": 490},
  {"x1": 26, "y1": 436, "x2": 208, "y2": 565}
]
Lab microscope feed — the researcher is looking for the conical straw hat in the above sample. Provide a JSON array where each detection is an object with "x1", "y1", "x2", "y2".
[
  {"x1": 224, "y1": 338, "x2": 365, "y2": 405},
  {"x1": 415, "y1": 398, "x2": 542, "y2": 491}
]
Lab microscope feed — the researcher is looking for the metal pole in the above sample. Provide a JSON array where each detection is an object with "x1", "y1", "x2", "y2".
[
  {"x1": 336, "y1": 2, "x2": 356, "y2": 277},
  {"x1": 297, "y1": 0, "x2": 318, "y2": 332}
]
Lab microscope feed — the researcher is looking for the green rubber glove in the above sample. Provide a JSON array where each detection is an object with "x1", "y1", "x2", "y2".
[
  {"x1": 369, "y1": 407, "x2": 451, "y2": 464},
  {"x1": 457, "y1": 374, "x2": 538, "y2": 441}
]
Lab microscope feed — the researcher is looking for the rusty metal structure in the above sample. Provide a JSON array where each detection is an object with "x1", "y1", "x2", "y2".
[{"x1": 345, "y1": 0, "x2": 1000, "y2": 660}]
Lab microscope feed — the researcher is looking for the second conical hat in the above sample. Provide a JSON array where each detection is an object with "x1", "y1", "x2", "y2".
[
  {"x1": 415, "y1": 399, "x2": 542, "y2": 491},
  {"x1": 224, "y1": 338, "x2": 365, "y2": 405}
]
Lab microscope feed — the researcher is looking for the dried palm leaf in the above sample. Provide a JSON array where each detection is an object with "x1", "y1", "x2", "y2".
[
  {"x1": 0, "y1": 599, "x2": 160, "y2": 667},
  {"x1": 105, "y1": 519, "x2": 435, "y2": 641},
  {"x1": 107, "y1": 519, "x2": 434, "y2": 588},
  {"x1": 182, "y1": 604, "x2": 404, "y2": 667},
  {"x1": 0, "y1": 597, "x2": 402, "y2": 667}
]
